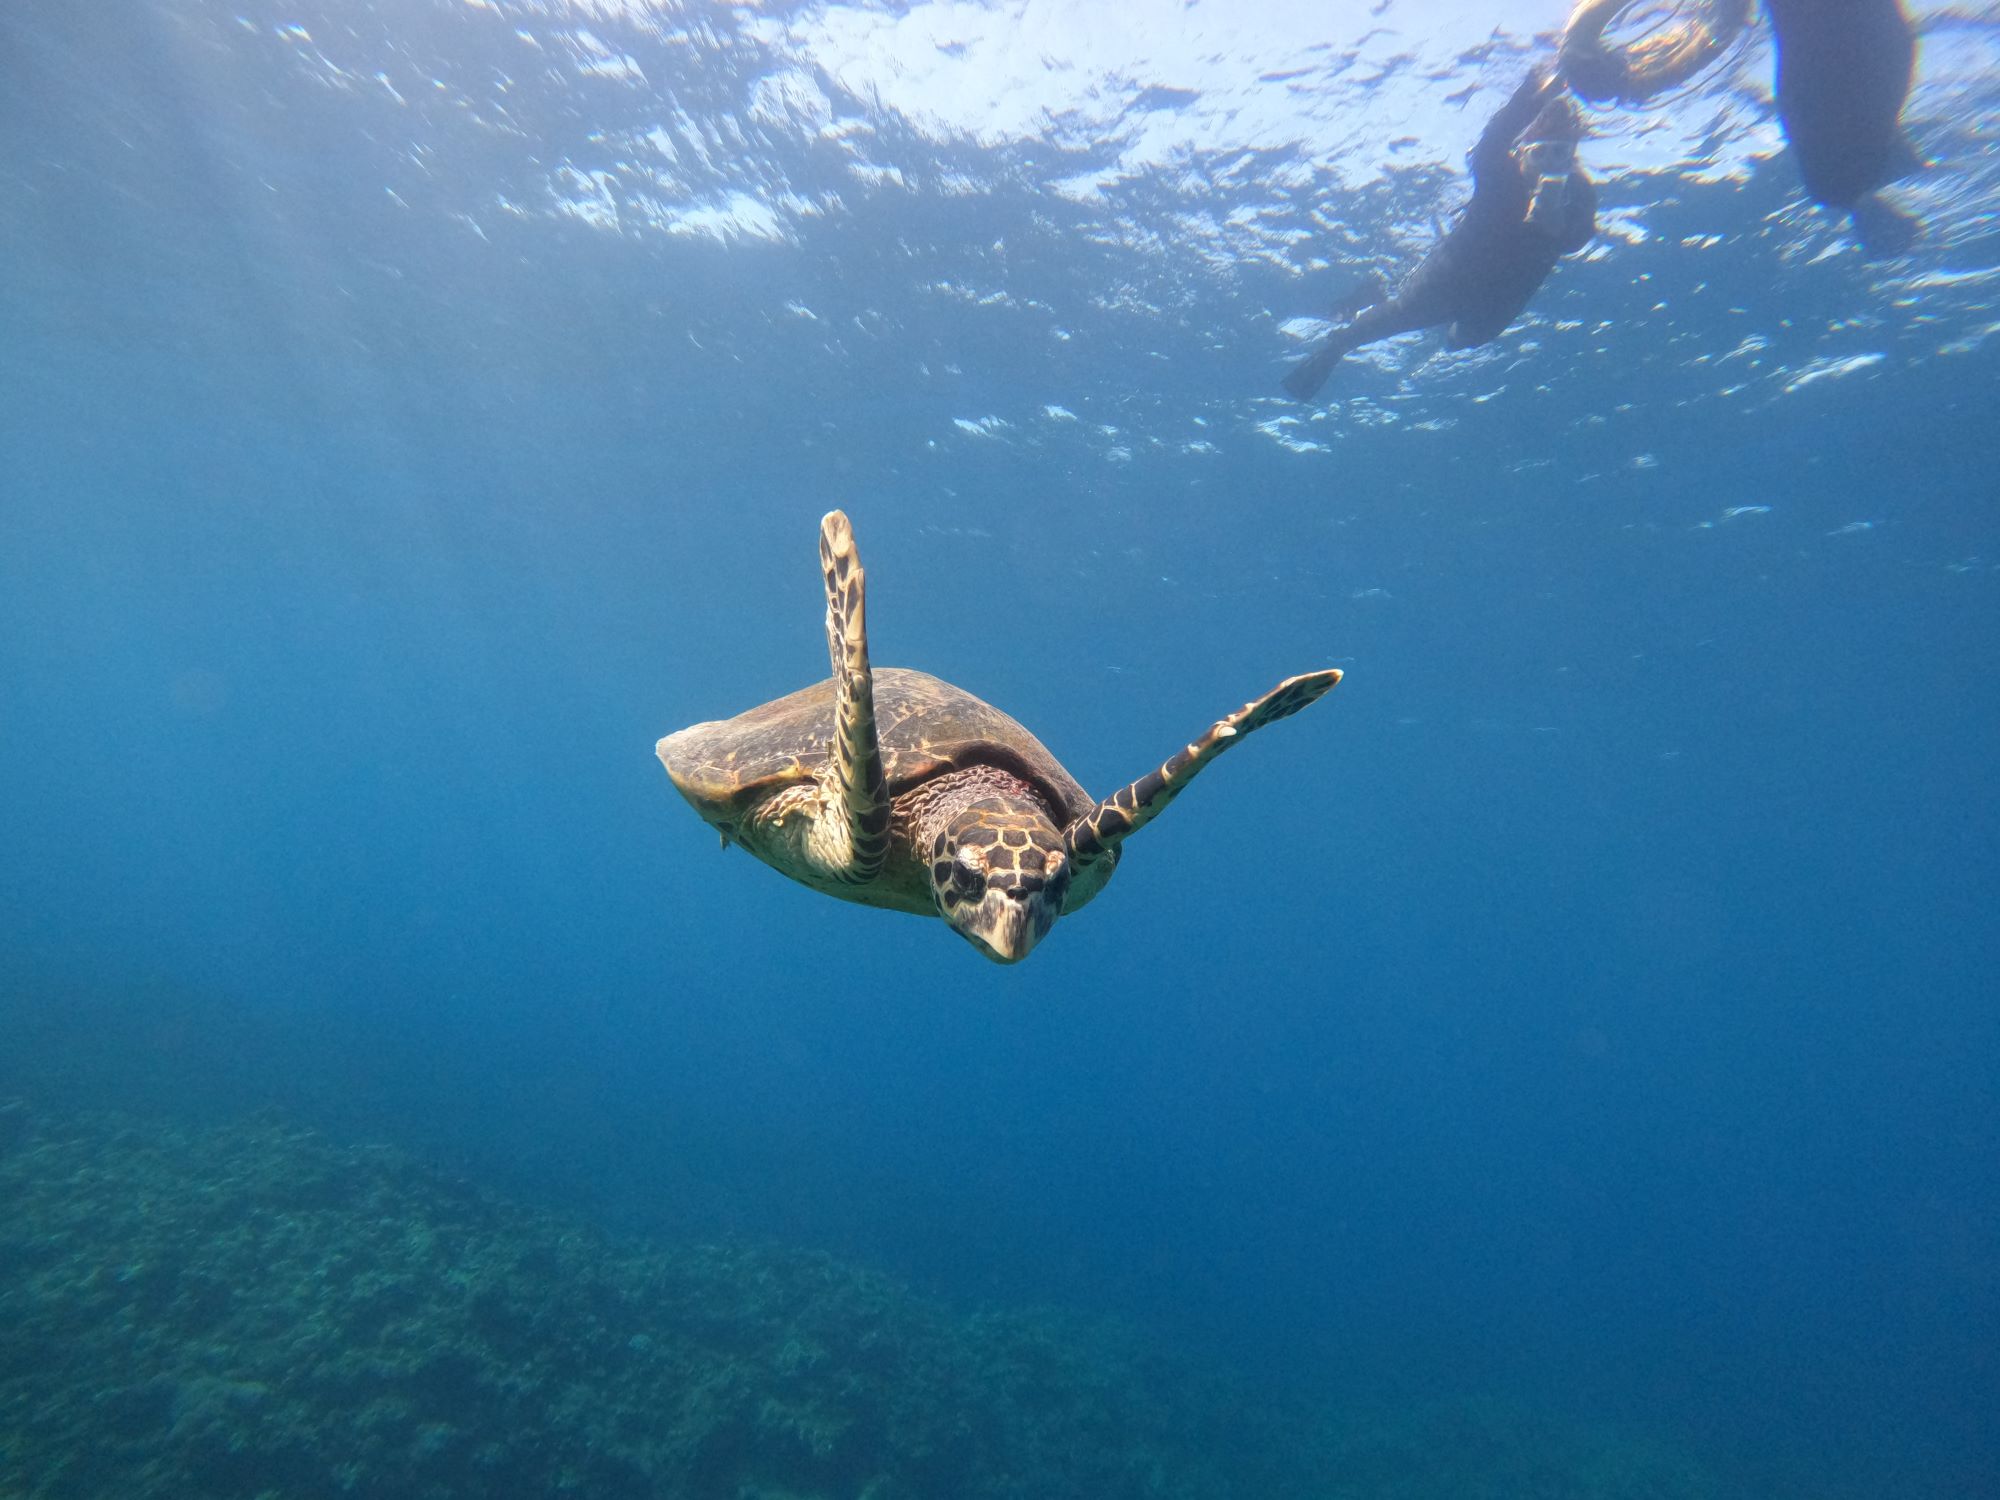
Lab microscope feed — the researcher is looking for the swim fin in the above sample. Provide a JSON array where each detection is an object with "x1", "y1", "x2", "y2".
[
  {"x1": 1282, "y1": 341, "x2": 1342, "y2": 402},
  {"x1": 1851, "y1": 193, "x2": 1919, "y2": 259}
]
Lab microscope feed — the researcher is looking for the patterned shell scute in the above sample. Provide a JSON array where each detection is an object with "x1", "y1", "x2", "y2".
[{"x1": 659, "y1": 667, "x2": 1094, "y2": 823}]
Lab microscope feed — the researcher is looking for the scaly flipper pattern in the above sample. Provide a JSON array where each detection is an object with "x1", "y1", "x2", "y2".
[
  {"x1": 819, "y1": 510, "x2": 891, "y2": 882},
  {"x1": 1065, "y1": 669, "x2": 1343, "y2": 875}
]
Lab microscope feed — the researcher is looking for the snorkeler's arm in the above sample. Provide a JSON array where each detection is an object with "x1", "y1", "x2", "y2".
[
  {"x1": 1558, "y1": 169, "x2": 1598, "y2": 255},
  {"x1": 1469, "y1": 66, "x2": 1557, "y2": 187}
]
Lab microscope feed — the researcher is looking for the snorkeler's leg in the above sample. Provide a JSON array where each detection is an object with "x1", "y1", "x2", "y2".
[{"x1": 1280, "y1": 297, "x2": 1437, "y2": 401}]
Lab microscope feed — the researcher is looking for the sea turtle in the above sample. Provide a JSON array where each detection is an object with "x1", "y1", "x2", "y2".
[{"x1": 656, "y1": 511, "x2": 1342, "y2": 964}]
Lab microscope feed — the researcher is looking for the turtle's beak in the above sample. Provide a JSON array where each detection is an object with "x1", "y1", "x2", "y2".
[{"x1": 957, "y1": 887, "x2": 1053, "y2": 965}]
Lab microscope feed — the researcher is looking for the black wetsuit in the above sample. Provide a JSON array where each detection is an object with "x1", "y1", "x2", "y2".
[
  {"x1": 1285, "y1": 71, "x2": 1596, "y2": 402},
  {"x1": 1764, "y1": 0, "x2": 1921, "y2": 256}
]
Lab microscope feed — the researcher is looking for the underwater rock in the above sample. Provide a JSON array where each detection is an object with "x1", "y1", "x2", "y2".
[{"x1": 0, "y1": 1105, "x2": 1735, "y2": 1500}]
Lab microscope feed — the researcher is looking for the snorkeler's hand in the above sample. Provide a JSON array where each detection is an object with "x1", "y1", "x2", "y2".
[
  {"x1": 1511, "y1": 62, "x2": 1557, "y2": 109},
  {"x1": 1485, "y1": 63, "x2": 1561, "y2": 149},
  {"x1": 1474, "y1": 63, "x2": 1565, "y2": 177}
]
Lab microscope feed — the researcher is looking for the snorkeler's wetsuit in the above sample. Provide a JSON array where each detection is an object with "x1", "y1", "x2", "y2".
[
  {"x1": 1284, "y1": 69, "x2": 1596, "y2": 402},
  {"x1": 1764, "y1": 0, "x2": 1921, "y2": 256}
]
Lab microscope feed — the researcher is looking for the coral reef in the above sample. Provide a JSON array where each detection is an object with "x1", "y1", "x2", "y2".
[{"x1": 0, "y1": 1101, "x2": 1730, "y2": 1500}]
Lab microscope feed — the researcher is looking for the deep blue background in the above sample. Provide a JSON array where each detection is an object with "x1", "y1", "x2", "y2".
[{"x1": 3, "y1": 3, "x2": 1996, "y2": 1496}]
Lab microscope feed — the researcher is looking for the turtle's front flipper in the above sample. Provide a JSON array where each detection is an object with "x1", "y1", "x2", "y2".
[
  {"x1": 819, "y1": 510, "x2": 891, "y2": 882},
  {"x1": 1065, "y1": 669, "x2": 1343, "y2": 876}
]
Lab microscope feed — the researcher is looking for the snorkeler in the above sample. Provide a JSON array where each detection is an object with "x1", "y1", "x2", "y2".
[
  {"x1": 1763, "y1": 0, "x2": 1923, "y2": 257},
  {"x1": 1283, "y1": 66, "x2": 1596, "y2": 403}
]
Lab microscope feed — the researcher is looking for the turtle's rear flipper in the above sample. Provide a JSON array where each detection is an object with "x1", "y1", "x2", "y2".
[
  {"x1": 819, "y1": 510, "x2": 891, "y2": 882},
  {"x1": 1064, "y1": 669, "x2": 1344, "y2": 877}
]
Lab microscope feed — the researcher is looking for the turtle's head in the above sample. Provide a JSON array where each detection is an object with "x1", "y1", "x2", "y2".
[{"x1": 929, "y1": 806, "x2": 1071, "y2": 964}]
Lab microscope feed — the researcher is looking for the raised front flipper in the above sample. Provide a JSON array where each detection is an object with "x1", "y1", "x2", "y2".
[
  {"x1": 819, "y1": 510, "x2": 891, "y2": 882},
  {"x1": 1064, "y1": 668, "x2": 1343, "y2": 877}
]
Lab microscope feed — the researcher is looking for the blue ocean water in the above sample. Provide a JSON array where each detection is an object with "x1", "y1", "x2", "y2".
[{"x1": 2, "y1": 0, "x2": 1996, "y2": 1495}]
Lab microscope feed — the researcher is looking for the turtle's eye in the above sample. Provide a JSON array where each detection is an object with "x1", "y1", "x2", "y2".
[
  {"x1": 952, "y1": 848, "x2": 988, "y2": 901},
  {"x1": 930, "y1": 840, "x2": 987, "y2": 910}
]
